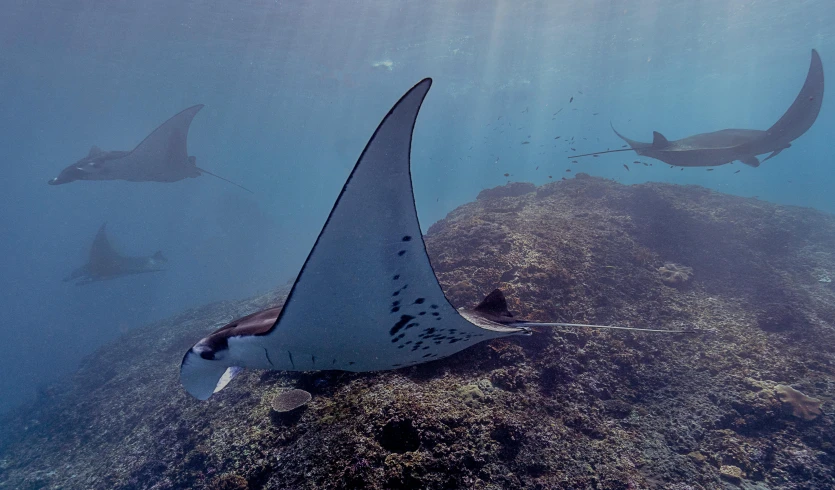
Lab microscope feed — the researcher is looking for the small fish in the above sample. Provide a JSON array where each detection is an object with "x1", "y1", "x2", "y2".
[
  {"x1": 554, "y1": 136, "x2": 561, "y2": 140},
  {"x1": 621, "y1": 145, "x2": 627, "y2": 148},
  {"x1": 578, "y1": 90, "x2": 583, "y2": 95},
  {"x1": 569, "y1": 97, "x2": 574, "y2": 103},
  {"x1": 521, "y1": 107, "x2": 528, "y2": 113},
  {"x1": 553, "y1": 109, "x2": 563, "y2": 115},
  {"x1": 642, "y1": 162, "x2": 648, "y2": 167},
  {"x1": 548, "y1": 175, "x2": 552, "y2": 179},
  {"x1": 570, "y1": 148, "x2": 576, "y2": 151},
  {"x1": 592, "y1": 154, "x2": 599, "y2": 158},
  {"x1": 571, "y1": 160, "x2": 578, "y2": 164},
  {"x1": 561, "y1": 177, "x2": 567, "y2": 181},
  {"x1": 498, "y1": 116, "x2": 503, "y2": 120},
  {"x1": 535, "y1": 166, "x2": 539, "y2": 170},
  {"x1": 565, "y1": 169, "x2": 571, "y2": 172},
  {"x1": 706, "y1": 168, "x2": 714, "y2": 171},
  {"x1": 633, "y1": 161, "x2": 640, "y2": 164},
  {"x1": 734, "y1": 170, "x2": 741, "y2": 174},
  {"x1": 521, "y1": 141, "x2": 530, "y2": 145},
  {"x1": 592, "y1": 112, "x2": 599, "y2": 116},
  {"x1": 503, "y1": 173, "x2": 510, "y2": 177},
  {"x1": 623, "y1": 164, "x2": 629, "y2": 171}
]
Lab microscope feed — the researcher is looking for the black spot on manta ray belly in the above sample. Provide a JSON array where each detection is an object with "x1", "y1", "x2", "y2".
[
  {"x1": 402, "y1": 236, "x2": 412, "y2": 241},
  {"x1": 398, "y1": 250, "x2": 407, "y2": 256},
  {"x1": 390, "y1": 315, "x2": 416, "y2": 335}
]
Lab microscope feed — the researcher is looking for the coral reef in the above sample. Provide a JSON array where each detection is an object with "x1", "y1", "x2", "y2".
[{"x1": 1, "y1": 176, "x2": 834, "y2": 489}]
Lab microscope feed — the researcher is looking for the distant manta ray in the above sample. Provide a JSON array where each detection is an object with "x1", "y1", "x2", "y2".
[
  {"x1": 48, "y1": 105, "x2": 252, "y2": 192},
  {"x1": 570, "y1": 49, "x2": 824, "y2": 167},
  {"x1": 180, "y1": 79, "x2": 695, "y2": 401},
  {"x1": 65, "y1": 223, "x2": 167, "y2": 285}
]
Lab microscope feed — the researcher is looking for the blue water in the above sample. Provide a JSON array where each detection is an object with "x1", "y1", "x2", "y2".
[{"x1": 0, "y1": 0, "x2": 833, "y2": 413}]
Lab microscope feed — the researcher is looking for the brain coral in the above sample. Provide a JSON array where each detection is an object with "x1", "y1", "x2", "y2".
[
  {"x1": 271, "y1": 389, "x2": 312, "y2": 413},
  {"x1": 658, "y1": 263, "x2": 693, "y2": 284}
]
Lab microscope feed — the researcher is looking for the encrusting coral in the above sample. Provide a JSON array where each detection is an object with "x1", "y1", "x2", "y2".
[{"x1": 775, "y1": 384, "x2": 823, "y2": 420}]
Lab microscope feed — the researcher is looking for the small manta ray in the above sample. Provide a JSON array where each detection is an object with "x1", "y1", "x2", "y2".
[
  {"x1": 180, "y1": 79, "x2": 694, "y2": 401},
  {"x1": 65, "y1": 223, "x2": 167, "y2": 285},
  {"x1": 569, "y1": 50, "x2": 824, "y2": 167},
  {"x1": 48, "y1": 105, "x2": 252, "y2": 192}
]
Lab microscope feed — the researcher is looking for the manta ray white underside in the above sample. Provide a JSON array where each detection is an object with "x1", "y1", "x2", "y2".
[{"x1": 180, "y1": 79, "x2": 532, "y2": 400}]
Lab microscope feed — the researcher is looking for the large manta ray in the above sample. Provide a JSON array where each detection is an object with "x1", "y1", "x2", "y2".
[
  {"x1": 48, "y1": 105, "x2": 251, "y2": 192},
  {"x1": 570, "y1": 49, "x2": 824, "y2": 167},
  {"x1": 181, "y1": 79, "x2": 691, "y2": 401},
  {"x1": 65, "y1": 223, "x2": 167, "y2": 285}
]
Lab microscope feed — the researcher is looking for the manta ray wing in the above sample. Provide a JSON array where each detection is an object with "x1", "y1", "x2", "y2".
[
  {"x1": 109, "y1": 105, "x2": 204, "y2": 182},
  {"x1": 180, "y1": 79, "x2": 526, "y2": 400},
  {"x1": 86, "y1": 223, "x2": 122, "y2": 278},
  {"x1": 764, "y1": 49, "x2": 824, "y2": 146}
]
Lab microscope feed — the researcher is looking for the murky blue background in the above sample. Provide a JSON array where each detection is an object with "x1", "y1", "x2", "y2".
[{"x1": 0, "y1": 0, "x2": 832, "y2": 413}]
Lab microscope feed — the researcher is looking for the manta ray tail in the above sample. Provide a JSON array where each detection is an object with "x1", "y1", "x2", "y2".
[
  {"x1": 567, "y1": 122, "x2": 651, "y2": 159},
  {"x1": 193, "y1": 162, "x2": 254, "y2": 194},
  {"x1": 514, "y1": 321, "x2": 702, "y2": 334},
  {"x1": 567, "y1": 148, "x2": 635, "y2": 159}
]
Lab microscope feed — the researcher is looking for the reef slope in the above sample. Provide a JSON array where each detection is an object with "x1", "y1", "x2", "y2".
[{"x1": 1, "y1": 175, "x2": 833, "y2": 490}]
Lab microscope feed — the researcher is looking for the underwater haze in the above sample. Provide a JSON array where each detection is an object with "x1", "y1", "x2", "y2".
[{"x1": 0, "y1": 0, "x2": 833, "y2": 440}]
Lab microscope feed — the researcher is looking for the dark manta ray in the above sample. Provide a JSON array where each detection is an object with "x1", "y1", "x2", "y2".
[
  {"x1": 181, "y1": 79, "x2": 693, "y2": 401},
  {"x1": 48, "y1": 105, "x2": 252, "y2": 192},
  {"x1": 64, "y1": 223, "x2": 167, "y2": 285},
  {"x1": 570, "y1": 49, "x2": 824, "y2": 167}
]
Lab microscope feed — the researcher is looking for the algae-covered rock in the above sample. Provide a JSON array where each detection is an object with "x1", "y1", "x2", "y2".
[{"x1": 720, "y1": 464, "x2": 744, "y2": 482}]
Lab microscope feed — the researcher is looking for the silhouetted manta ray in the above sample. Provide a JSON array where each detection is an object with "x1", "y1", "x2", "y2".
[
  {"x1": 64, "y1": 223, "x2": 167, "y2": 285},
  {"x1": 48, "y1": 105, "x2": 252, "y2": 192},
  {"x1": 569, "y1": 49, "x2": 824, "y2": 167},
  {"x1": 180, "y1": 79, "x2": 694, "y2": 401}
]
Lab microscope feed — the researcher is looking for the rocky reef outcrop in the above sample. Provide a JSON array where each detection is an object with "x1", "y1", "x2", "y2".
[{"x1": 1, "y1": 175, "x2": 833, "y2": 489}]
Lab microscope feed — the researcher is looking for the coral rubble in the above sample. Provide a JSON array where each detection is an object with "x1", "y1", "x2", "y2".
[{"x1": 1, "y1": 176, "x2": 833, "y2": 489}]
